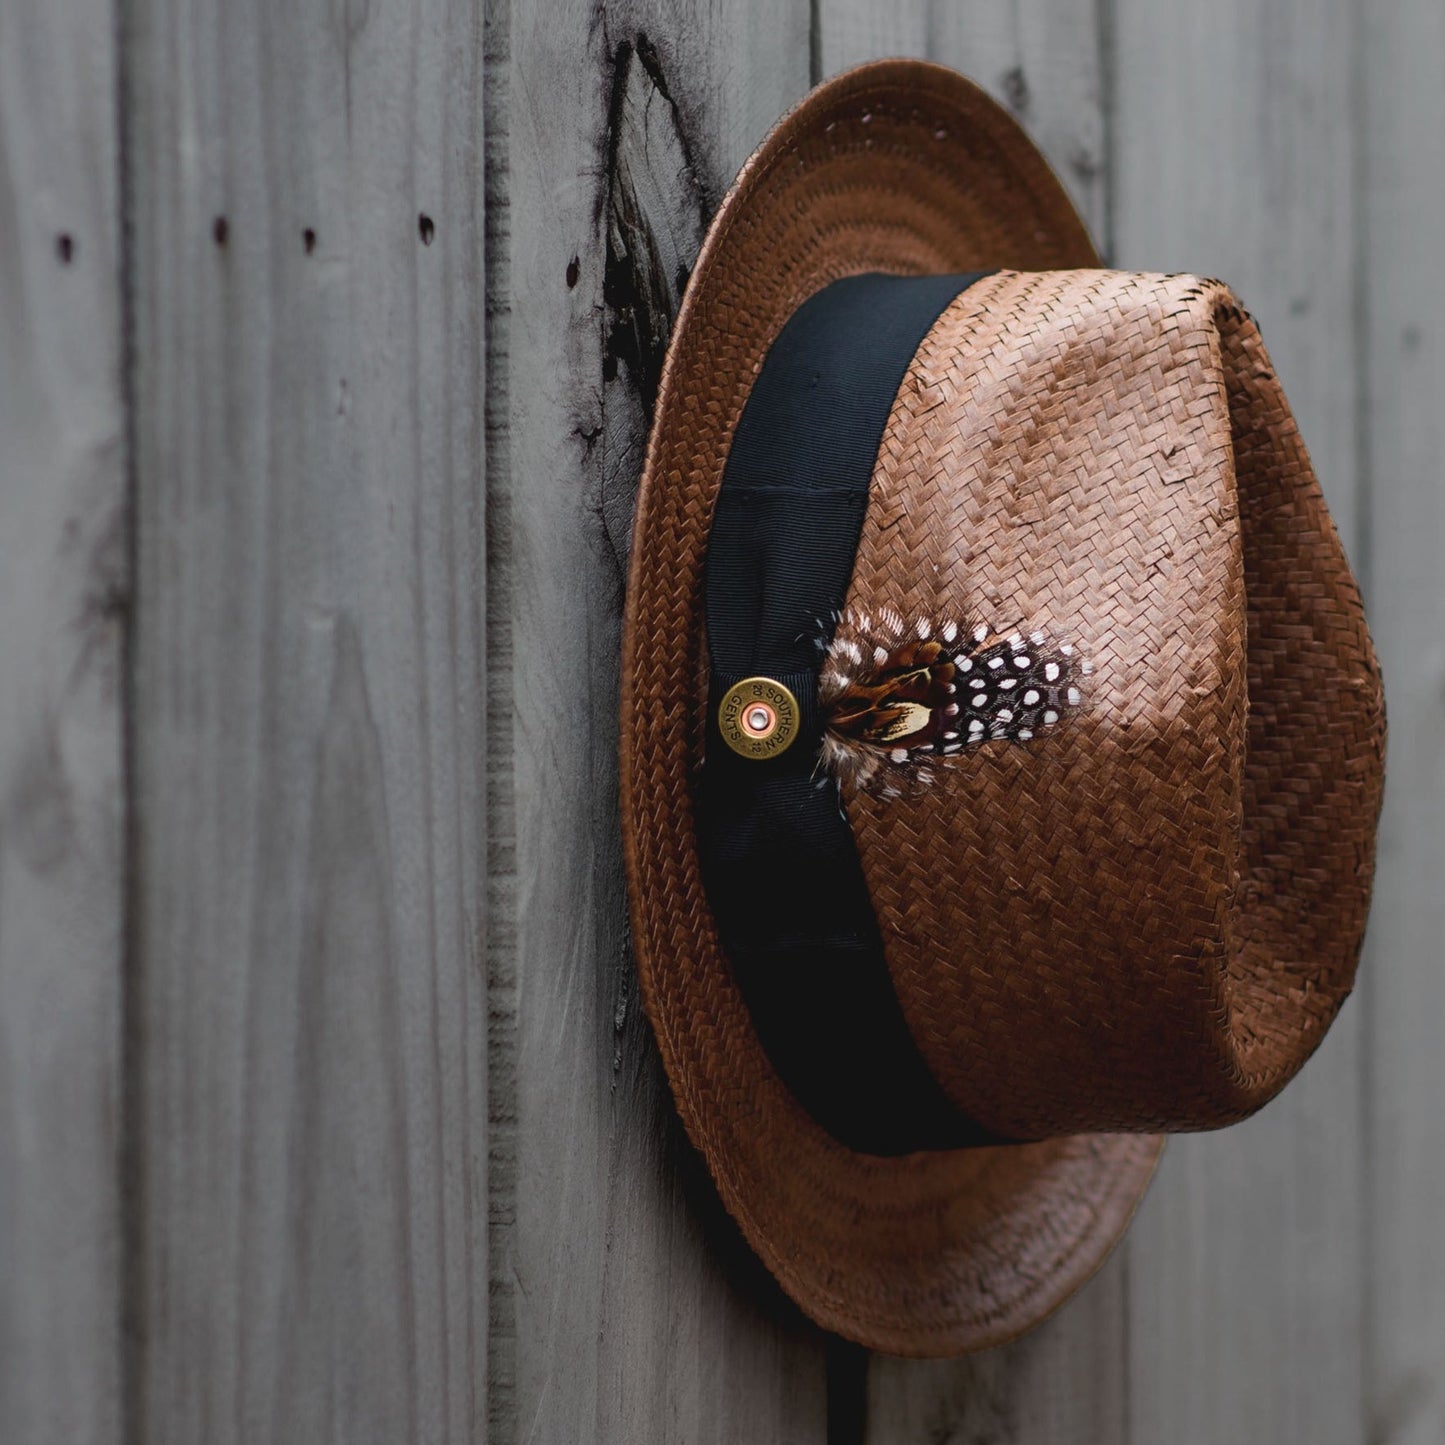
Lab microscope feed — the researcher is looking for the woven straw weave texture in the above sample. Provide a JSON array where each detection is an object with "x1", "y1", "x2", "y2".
[{"x1": 847, "y1": 269, "x2": 1385, "y2": 1141}]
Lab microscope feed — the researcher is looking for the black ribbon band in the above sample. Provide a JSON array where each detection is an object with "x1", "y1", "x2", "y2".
[{"x1": 699, "y1": 271, "x2": 1000, "y2": 1156}]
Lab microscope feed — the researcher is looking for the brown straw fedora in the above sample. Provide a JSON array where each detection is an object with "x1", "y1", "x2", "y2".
[{"x1": 618, "y1": 59, "x2": 1385, "y2": 1356}]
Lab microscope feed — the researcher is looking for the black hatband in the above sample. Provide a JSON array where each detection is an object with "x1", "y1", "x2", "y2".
[{"x1": 698, "y1": 272, "x2": 1001, "y2": 1157}]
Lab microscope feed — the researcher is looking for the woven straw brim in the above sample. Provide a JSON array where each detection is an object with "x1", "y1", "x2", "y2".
[{"x1": 620, "y1": 62, "x2": 1163, "y2": 1356}]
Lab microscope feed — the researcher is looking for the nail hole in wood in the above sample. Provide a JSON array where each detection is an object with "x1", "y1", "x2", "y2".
[
  {"x1": 303, "y1": 227, "x2": 317, "y2": 255},
  {"x1": 566, "y1": 255, "x2": 580, "y2": 288},
  {"x1": 213, "y1": 215, "x2": 229, "y2": 247},
  {"x1": 55, "y1": 233, "x2": 75, "y2": 265},
  {"x1": 418, "y1": 213, "x2": 435, "y2": 246},
  {"x1": 1002, "y1": 64, "x2": 1030, "y2": 114}
]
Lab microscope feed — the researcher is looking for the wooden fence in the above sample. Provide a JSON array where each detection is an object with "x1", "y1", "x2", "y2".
[{"x1": 3, "y1": 0, "x2": 1442, "y2": 1440}]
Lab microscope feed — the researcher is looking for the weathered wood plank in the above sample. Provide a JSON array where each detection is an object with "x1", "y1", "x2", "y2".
[
  {"x1": 1112, "y1": 4, "x2": 1366, "y2": 1440},
  {"x1": 0, "y1": 2, "x2": 126, "y2": 1441},
  {"x1": 817, "y1": 8, "x2": 1130, "y2": 1442},
  {"x1": 126, "y1": 0, "x2": 489, "y2": 1438},
  {"x1": 486, "y1": 2, "x2": 829, "y2": 1441},
  {"x1": 1359, "y1": 6, "x2": 1445, "y2": 1442}
]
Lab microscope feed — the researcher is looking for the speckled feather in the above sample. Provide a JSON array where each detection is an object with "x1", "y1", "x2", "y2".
[{"x1": 818, "y1": 606, "x2": 1089, "y2": 793}]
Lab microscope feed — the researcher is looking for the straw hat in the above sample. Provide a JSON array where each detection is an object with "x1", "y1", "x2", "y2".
[{"x1": 618, "y1": 58, "x2": 1385, "y2": 1356}]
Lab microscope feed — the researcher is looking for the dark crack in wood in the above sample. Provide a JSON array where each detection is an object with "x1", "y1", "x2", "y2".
[{"x1": 597, "y1": 33, "x2": 709, "y2": 573}]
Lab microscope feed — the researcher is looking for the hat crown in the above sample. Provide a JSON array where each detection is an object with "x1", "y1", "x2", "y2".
[{"x1": 837, "y1": 268, "x2": 1382, "y2": 1138}]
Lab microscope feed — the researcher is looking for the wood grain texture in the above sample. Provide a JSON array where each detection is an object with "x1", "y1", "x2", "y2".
[
  {"x1": 1359, "y1": 5, "x2": 1445, "y2": 1443},
  {"x1": 1112, "y1": 3, "x2": 1367, "y2": 1440},
  {"x1": 125, "y1": 0, "x2": 489, "y2": 1438},
  {"x1": 0, "y1": 1, "x2": 126, "y2": 1441},
  {"x1": 484, "y1": 2, "x2": 828, "y2": 1441},
  {"x1": 817, "y1": 6, "x2": 1130, "y2": 1441}
]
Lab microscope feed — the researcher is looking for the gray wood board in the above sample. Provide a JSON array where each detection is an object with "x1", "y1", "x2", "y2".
[
  {"x1": 1359, "y1": 5, "x2": 1445, "y2": 1442},
  {"x1": 484, "y1": 1, "x2": 829, "y2": 1440},
  {"x1": 816, "y1": 5, "x2": 1132, "y2": 1441},
  {"x1": 125, "y1": 0, "x2": 490, "y2": 1437},
  {"x1": 0, "y1": 1, "x2": 126, "y2": 1441}
]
